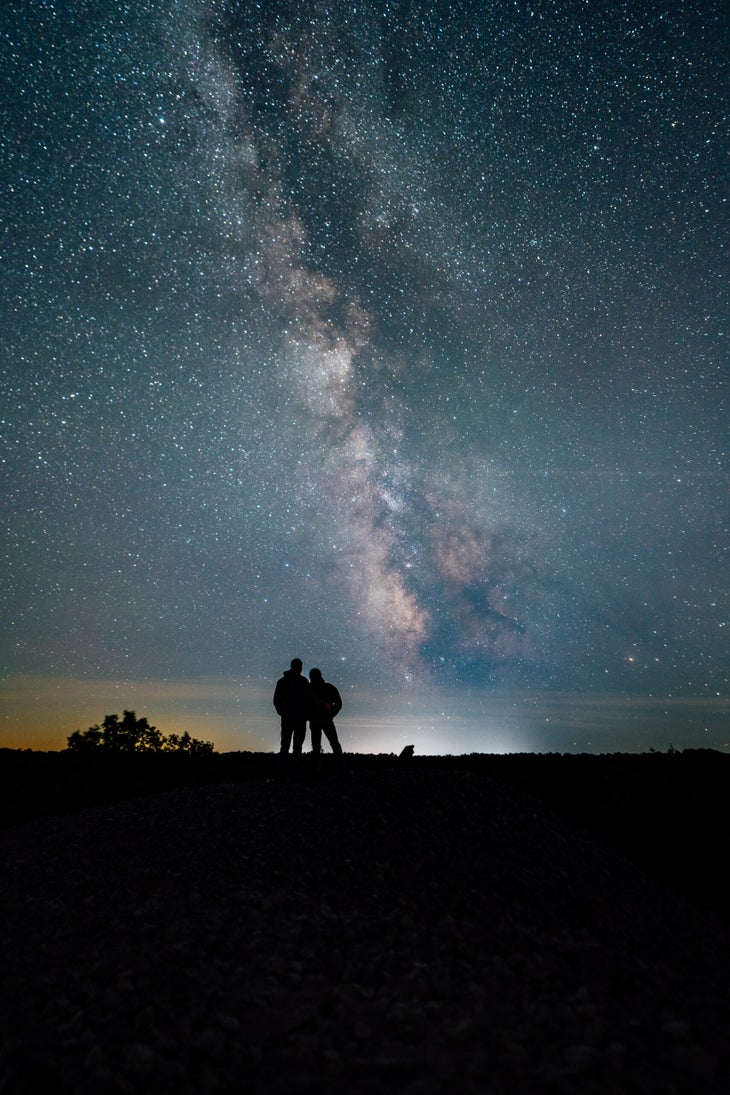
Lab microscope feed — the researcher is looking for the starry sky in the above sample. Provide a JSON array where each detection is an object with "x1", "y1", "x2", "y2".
[{"x1": 1, "y1": 0, "x2": 727, "y2": 753}]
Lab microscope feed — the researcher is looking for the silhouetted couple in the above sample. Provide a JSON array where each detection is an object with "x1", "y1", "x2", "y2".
[{"x1": 273, "y1": 658, "x2": 344, "y2": 767}]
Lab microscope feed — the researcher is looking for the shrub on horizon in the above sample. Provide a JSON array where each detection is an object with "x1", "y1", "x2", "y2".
[{"x1": 66, "y1": 711, "x2": 214, "y2": 755}]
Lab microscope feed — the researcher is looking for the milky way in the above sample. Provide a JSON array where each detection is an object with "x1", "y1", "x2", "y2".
[{"x1": 1, "y1": 1, "x2": 727, "y2": 750}]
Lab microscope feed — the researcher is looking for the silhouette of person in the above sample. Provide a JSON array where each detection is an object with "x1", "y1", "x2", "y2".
[
  {"x1": 308, "y1": 667, "x2": 344, "y2": 766},
  {"x1": 273, "y1": 658, "x2": 313, "y2": 757}
]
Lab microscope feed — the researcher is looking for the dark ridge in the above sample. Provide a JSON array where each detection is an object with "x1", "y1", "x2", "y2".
[
  {"x1": 2, "y1": 748, "x2": 728, "y2": 916},
  {"x1": 1, "y1": 766, "x2": 729, "y2": 1093}
]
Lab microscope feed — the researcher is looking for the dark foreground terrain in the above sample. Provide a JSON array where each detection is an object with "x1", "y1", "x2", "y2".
[{"x1": 1, "y1": 753, "x2": 729, "y2": 1093}]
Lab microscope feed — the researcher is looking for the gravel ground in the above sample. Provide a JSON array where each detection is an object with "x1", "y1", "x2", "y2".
[{"x1": 1, "y1": 767, "x2": 728, "y2": 1094}]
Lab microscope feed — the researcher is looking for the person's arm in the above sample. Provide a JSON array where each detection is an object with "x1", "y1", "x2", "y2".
[{"x1": 330, "y1": 686, "x2": 343, "y2": 717}]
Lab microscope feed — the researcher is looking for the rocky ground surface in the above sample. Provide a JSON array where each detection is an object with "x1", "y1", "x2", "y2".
[{"x1": 1, "y1": 766, "x2": 729, "y2": 1094}]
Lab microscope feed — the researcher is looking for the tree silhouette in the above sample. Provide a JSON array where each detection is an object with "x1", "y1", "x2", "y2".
[
  {"x1": 66, "y1": 711, "x2": 214, "y2": 755},
  {"x1": 163, "y1": 731, "x2": 215, "y2": 757}
]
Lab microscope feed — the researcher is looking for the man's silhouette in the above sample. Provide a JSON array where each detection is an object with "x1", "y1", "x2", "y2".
[
  {"x1": 308, "y1": 667, "x2": 344, "y2": 765},
  {"x1": 273, "y1": 658, "x2": 313, "y2": 757}
]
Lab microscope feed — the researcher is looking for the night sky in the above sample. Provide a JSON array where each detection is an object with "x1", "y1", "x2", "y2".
[{"x1": 1, "y1": 0, "x2": 727, "y2": 753}]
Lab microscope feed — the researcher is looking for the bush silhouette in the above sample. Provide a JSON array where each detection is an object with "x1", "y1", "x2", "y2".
[{"x1": 66, "y1": 711, "x2": 214, "y2": 755}]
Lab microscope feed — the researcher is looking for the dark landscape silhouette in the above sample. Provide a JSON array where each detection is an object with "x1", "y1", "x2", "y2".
[
  {"x1": 1, "y1": 746, "x2": 729, "y2": 1093},
  {"x1": 1, "y1": 745, "x2": 728, "y2": 916}
]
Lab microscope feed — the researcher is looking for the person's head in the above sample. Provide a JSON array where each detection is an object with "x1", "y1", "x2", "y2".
[
  {"x1": 309, "y1": 667, "x2": 323, "y2": 682},
  {"x1": 290, "y1": 658, "x2": 303, "y2": 674}
]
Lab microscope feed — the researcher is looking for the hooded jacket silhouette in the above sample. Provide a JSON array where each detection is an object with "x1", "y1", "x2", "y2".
[
  {"x1": 273, "y1": 659, "x2": 315, "y2": 756},
  {"x1": 308, "y1": 667, "x2": 344, "y2": 763}
]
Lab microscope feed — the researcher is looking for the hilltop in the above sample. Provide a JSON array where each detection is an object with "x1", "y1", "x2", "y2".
[{"x1": 1, "y1": 758, "x2": 729, "y2": 1092}]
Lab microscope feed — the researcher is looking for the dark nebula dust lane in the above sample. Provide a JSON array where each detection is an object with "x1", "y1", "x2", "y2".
[{"x1": 1, "y1": 1, "x2": 727, "y2": 751}]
